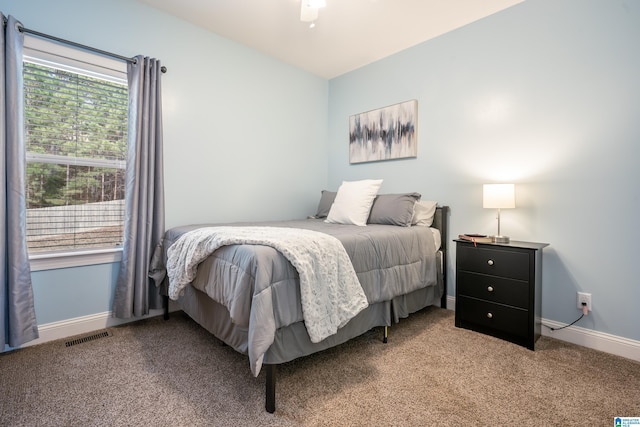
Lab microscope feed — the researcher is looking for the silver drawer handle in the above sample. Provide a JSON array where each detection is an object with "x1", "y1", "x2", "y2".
[
  {"x1": 487, "y1": 286, "x2": 494, "y2": 292},
  {"x1": 487, "y1": 259, "x2": 494, "y2": 266},
  {"x1": 487, "y1": 312, "x2": 493, "y2": 319}
]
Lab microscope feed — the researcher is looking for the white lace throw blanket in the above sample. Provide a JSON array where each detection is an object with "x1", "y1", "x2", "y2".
[{"x1": 166, "y1": 226, "x2": 369, "y2": 344}]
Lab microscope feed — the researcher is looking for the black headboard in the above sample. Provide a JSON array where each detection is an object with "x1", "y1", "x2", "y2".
[{"x1": 433, "y1": 206, "x2": 449, "y2": 308}]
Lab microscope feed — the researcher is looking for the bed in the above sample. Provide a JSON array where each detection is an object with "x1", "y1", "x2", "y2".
[{"x1": 150, "y1": 185, "x2": 449, "y2": 413}]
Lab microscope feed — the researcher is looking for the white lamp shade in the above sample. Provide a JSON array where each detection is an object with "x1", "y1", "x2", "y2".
[{"x1": 483, "y1": 184, "x2": 515, "y2": 209}]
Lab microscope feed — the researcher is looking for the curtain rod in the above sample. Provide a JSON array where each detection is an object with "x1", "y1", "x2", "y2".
[{"x1": 3, "y1": 17, "x2": 167, "y2": 73}]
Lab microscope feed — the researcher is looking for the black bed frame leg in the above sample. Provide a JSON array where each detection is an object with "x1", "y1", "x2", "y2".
[
  {"x1": 383, "y1": 326, "x2": 388, "y2": 343},
  {"x1": 265, "y1": 364, "x2": 276, "y2": 413},
  {"x1": 163, "y1": 295, "x2": 170, "y2": 320}
]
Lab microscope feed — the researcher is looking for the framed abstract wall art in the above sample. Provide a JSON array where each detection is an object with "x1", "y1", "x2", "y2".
[{"x1": 349, "y1": 99, "x2": 417, "y2": 164}]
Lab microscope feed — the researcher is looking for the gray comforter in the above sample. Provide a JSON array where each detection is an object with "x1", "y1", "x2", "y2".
[
  {"x1": 166, "y1": 226, "x2": 369, "y2": 345},
  {"x1": 150, "y1": 219, "x2": 438, "y2": 375}
]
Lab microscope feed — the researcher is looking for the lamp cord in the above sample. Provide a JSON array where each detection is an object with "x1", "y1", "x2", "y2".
[{"x1": 543, "y1": 313, "x2": 584, "y2": 331}]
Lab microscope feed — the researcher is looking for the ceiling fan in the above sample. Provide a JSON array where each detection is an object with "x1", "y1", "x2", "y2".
[{"x1": 300, "y1": 0, "x2": 327, "y2": 28}]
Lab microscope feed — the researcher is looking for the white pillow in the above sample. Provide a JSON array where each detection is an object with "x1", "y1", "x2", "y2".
[
  {"x1": 411, "y1": 200, "x2": 437, "y2": 226},
  {"x1": 325, "y1": 179, "x2": 383, "y2": 226}
]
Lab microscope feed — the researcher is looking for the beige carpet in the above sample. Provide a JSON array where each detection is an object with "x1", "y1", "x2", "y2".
[{"x1": 1, "y1": 307, "x2": 638, "y2": 426}]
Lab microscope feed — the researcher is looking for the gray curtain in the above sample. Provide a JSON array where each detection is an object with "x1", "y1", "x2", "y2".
[
  {"x1": 113, "y1": 56, "x2": 165, "y2": 318},
  {"x1": 1, "y1": 14, "x2": 39, "y2": 348}
]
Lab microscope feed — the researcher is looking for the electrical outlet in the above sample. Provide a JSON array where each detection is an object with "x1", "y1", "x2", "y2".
[{"x1": 577, "y1": 292, "x2": 592, "y2": 312}]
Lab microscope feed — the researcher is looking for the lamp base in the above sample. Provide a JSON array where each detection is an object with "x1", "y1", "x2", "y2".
[{"x1": 491, "y1": 235, "x2": 510, "y2": 244}]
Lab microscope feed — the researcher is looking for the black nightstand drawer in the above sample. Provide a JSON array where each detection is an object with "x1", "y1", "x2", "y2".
[
  {"x1": 457, "y1": 245, "x2": 529, "y2": 281},
  {"x1": 457, "y1": 296, "x2": 528, "y2": 338},
  {"x1": 457, "y1": 271, "x2": 529, "y2": 309}
]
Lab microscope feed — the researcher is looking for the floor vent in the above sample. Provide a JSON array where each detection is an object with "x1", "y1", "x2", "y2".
[{"x1": 65, "y1": 330, "x2": 112, "y2": 347}]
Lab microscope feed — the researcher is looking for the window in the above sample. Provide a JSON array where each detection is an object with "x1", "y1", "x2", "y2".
[{"x1": 23, "y1": 36, "x2": 128, "y2": 270}]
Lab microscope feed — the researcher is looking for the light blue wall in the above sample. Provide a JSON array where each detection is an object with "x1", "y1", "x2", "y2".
[
  {"x1": 1, "y1": 0, "x2": 328, "y2": 324},
  {"x1": 328, "y1": 0, "x2": 640, "y2": 340},
  {"x1": 32, "y1": 264, "x2": 120, "y2": 324}
]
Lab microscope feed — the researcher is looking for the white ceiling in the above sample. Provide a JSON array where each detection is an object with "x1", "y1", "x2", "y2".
[{"x1": 139, "y1": 0, "x2": 524, "y2": 79}]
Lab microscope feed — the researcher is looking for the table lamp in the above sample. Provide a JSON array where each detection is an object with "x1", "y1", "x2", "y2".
[{"x1": 483, "y1": 183, "x2": 515, "y2": 243}]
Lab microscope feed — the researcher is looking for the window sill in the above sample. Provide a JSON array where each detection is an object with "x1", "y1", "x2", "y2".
[{"x1": 29, "y1": 248, "x2": 123, "y2": 271}]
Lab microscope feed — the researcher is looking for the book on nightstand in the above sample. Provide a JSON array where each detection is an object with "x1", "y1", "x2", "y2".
[{"x1": 458, "y1": 234, "x2": 493, "y2": 244}]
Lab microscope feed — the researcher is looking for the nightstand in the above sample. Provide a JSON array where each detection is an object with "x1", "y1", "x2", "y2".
[{"x1": 454, "y1": 239, "x2": 549, "y2": 350}]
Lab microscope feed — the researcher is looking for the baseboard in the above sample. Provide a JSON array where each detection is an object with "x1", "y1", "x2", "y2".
[
  {"x1": 445, "y1": 295, "x2": 640, "y2": 362},
  {"x1": 11, "y1": 297, "x2": 640, "y2": 363},
  {"x1": 540, "y1": 319, "x2": 640, "y2": 362},
  {"x1": 5, "y1": 301, "x2": 180, "y2": 351},
  {"x1": 446, "y1": 295, "x2": 455, "y2": 310}
]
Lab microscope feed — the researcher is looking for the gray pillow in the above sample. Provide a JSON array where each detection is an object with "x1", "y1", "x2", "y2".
[
  {"x1": 314, "y1": 190, "x2": 337, "y2": 218},
  {"x1": 367, "y1": 193, "x2": 421, "y2": 226}
]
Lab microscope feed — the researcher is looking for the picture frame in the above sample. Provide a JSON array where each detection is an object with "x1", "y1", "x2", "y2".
[{"x1": 348, "y1": 99, "x2": 418, "y2": 164}]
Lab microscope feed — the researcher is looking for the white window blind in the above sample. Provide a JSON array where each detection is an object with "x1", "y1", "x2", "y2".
[{"x1": 23, "y1": 39, "x2": 129, "y2": 254}]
